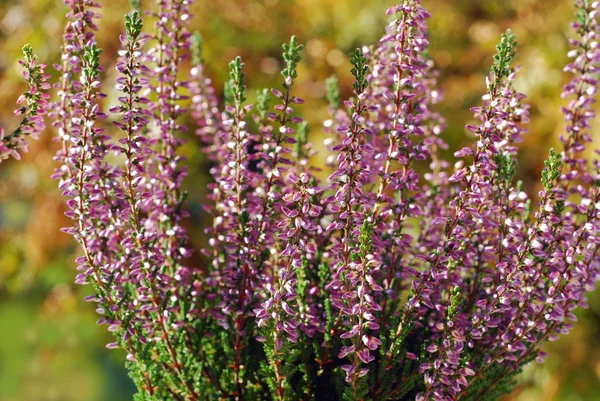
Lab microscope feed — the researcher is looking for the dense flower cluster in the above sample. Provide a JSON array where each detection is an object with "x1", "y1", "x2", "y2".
[
  {"x1": 48, "y1": 1, "x2": 206, "y2": 399},
  {"x1": 7, "y1": 0, "x2": 600, "y2": 400}
]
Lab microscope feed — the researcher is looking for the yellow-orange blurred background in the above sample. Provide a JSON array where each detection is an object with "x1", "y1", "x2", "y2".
[{"x1": 0, "y1": 0, "x2": 599, "y2": 400}]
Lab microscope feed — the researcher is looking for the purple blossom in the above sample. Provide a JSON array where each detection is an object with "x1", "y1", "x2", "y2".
[{"x1": 19, "y1": 0, "x2": 600, "y2": 399}]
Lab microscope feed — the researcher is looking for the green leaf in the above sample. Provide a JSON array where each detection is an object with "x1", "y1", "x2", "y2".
[
  {"x1": 228, "y1": 56, "x2": 247, "y2": 107},
  {"x1": 541, "y1": 148, "x2": 562, "y2": 190},
  {"x1": 125, "y1": 11, "x2": 143, "y2": 41},
  {"x1": 350, "y1": 48, "x2": 369, "y2": 95},
  {"x1": 490, "y1": 29, "x2": 517, "y2": 92},
  {"x1": 83, "y1": 43, "x2": 102, "y2": 82},
  {"x1": 22, "y1": 44, "x2": 34, "y2": 63},
  {"x1": 281, "y1": 35, "x2": 304, "y2": 87}
]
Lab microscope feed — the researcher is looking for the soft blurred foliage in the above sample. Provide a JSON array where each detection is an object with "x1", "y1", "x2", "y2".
[{"x1": 0, "y1": 0, "x2": 599, "y2": 400}]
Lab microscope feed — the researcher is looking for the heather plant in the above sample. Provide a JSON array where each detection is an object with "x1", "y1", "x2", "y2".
[{"x1": 5, "y1": 0, "x2": 600, "y2": 400}]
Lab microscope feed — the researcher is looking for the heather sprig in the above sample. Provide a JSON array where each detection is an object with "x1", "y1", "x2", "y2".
[
  {"x1": 250, "y1": 35, "x2": 306, "y2": 252},
  {"x1": 282, "y1": 35, "x2": 303, "y2": 87},
  {"x1": 542, "y1": 148, "x2": 563, "y2": 189},
  {"x1": 373, "y1": 0, "x2": 446, "y2": 362},
  {"x1": 1, "y1": 45, "x2": 50, "y2": 162},
  {"x1": 210, "y1": 55, "x2": 261, "y2": 398},
  {"x1": 256, "y1": 172, "x2": 322, "y2": 400},
  {"x1": 415, "y1": 28, "x2": 530, "y2": 400},
  {"x1": 125, "y1": 10, "x2": 143, "y2": 40},
  {"x1": 326, "y1": 45, "x2": 382, "y2": 387},
  {"x1": 350, "y1": 48, "x2": 369, "y2": 95},
  {"x1": 51, "y1": 0, "x2": 102, "y2": 181},
  {"x1": 229, "y1": 56, "x2": 247, "y2": 106},
  {"x1": 490, "y1": 29, "x2": 517, "y2": 93},
  {"x1": 52, "y1": 2, "x2": 205, "y2": 400}
]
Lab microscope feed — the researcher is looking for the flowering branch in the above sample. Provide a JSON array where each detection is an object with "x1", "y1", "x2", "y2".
[{"x1": 1, "y1": 45, "x2": 50, "y2": 162}]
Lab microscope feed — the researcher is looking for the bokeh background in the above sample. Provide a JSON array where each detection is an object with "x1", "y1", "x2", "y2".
[{"x1": 1, "y1": 0, "x2": 599, "y2": 400}]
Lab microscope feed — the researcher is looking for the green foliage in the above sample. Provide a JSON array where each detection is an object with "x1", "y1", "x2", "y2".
[
  {"x1": 390, "y1": 372, "x2": 421, "y2": 401},
  {"x1": 228, "y1": 56, "x2": 247, "y2": 107},
  {"x1": 447, "y1": 286, "x2": 462, "y2": 320},
  {"x1": 125, "y1": 11, "x2": 143, "y2": 41},
  {"x1": 374, "y1": 315, "x2": 423, "y2": 400},
  {"x1": 282, "y1": 35, "x2": 304, "y2": 87},
  {"x1": 224, "y1": 80, "x2": 234, "y2": 107},
  {"x1": 15, "y1": 44, "x2": 44, "y2": 117},
  {"x1": 260, "y1": 320, "x2": 304, "y2": 400},
  {"x1": 326, "y1": 76, "x2": 341, "y2": 109},
  {"x1": 358, "y1": 218, "x2": 373, "y2": 259},
  {"x1": 491, "y1": 29, "x2": 517, "y2": 91},
  {"x1": 462, "y1": 365, "x2": 521, "y2": 401},
  {"x1": 22, "y1": 44, "x2": 34, "y2": 63},
  {"x1": 556, "y1": 199, "x2": 565, "y2": 215},
  {"x1": 318, "y1": 261, "x2": 335, "y2": 347},
  {"x1": 298, "y1": 333, "x2": 316, "y2": 401},
  {"x1": 495, "y1": 152, "x2": 516, "y2": 185},
  {"x1": 342, "y1": 376, "x2": 369, "y2": 401},
  {"x1": 350, "y1": 48, "x2": 369, "y2": 95},
  {"x1": 83, "y1": 43, "x2": 102, "y2": 82},
  {"x1": 239, "y1": 209, "x2": 250, "y2": 226},
  {"x1": 541, "y1": 148, "x2": 562, "y2": 190}
]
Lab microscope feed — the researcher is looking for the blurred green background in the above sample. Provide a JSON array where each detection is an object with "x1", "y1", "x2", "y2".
[{"x1": 1, "y1": 0, "x2": 599, "y2": 400}]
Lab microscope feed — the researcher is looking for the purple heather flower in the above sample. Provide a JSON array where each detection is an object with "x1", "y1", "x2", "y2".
[
  {"x1": 31, "y1": 0, "x2": 600, "y2": 399},
  {"x1": 142, "y1": 0, "x2": 194, "y2": 271}
]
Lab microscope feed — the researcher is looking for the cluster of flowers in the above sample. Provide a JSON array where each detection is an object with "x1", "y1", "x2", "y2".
[{"x1": 7, "y1": 0, "x2": 600, "y2": 400}]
